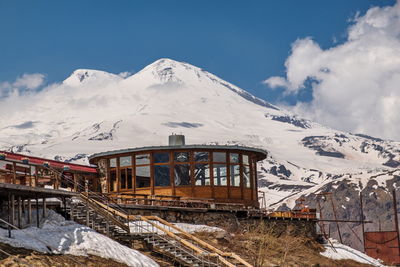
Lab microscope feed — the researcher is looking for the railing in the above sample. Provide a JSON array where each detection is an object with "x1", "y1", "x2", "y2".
[
  {"x1": 141, "y1": 216, "x2": 252, "y2": 267},
  {"x1": 107, "y1": 193, "x2": 248, "y2": 211},
  {"x1": 131, "y1": 217, "x2": 223, "y2": 267},
  {"x1": 44, "y1": 165, "x2": 251, "y2": 266}
]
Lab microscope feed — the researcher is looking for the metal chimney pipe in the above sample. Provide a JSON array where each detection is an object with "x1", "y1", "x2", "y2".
[{"x1": 169, "y1": 134, "x2": 185, "y2": 146}]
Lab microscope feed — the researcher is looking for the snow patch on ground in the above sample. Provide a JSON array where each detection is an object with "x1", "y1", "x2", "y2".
[
  {"x1": 129, "y1": 220, "x2": 225, "y2": 235},
  {"x1": 321, "y1": 239, "x2": 385, "y2": 266},
  {"x1": 0, "y1": 210, "x2": 158, "y2": 267}
]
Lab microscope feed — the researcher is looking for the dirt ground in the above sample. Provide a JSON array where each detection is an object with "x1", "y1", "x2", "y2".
[{"x1": 0, "y1": 242, "x2": 129, "y2": 267}]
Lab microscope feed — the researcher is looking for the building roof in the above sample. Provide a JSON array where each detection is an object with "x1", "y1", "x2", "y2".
[
  {"x1": 0, "y1": 151, "x2": 97, "y2": 174},
  {"x1": 89, "y1": 144, "x2": 268, "y2": 162}
]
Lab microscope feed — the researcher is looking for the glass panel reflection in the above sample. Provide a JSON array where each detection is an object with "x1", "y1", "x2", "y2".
[
  {"x1": 110, "y1": 158, "x2": 117, "y2": 168},
  {"x1": 154, "y1": 165, "x2": 170, "y2": 186},
  {"x1": 230, "y1": 153, "x2": 239, "y2": 163},
  {"x1": 194, "y1": 152, "x2": 209, "y2": 162},
  {"x1": 174, "y1": 164, "x2": 190, "y2": 186},
  {"x1": 213, "y1": 152, "x2": 226, "y2": 163},
  {"x1": 174, "y1": 152, "x2": 189, "y2": 162},
  {"x1": 154, "y1": 153, "x2": 170, "y2": 164},
  {"x1": 244, "y1": 166, "x2": 251, "y2": 188},
  {"x1": 120, "y1": 156, "x2": 132, "y2": 167},
  {"x1": 120, "y1": 170, "x2": 127, "y2": 189},
  {"x1": 110, "y1": 170, "x2": 117, "y2": 191},
  {"x1": 243, "y1": 155, "x2": 249, "y2": 165},
  {"x1": 230, "y1": 165, "x2": 240, "y2": 187},
  {"x1": 213, "y1": 164, "x2": 227, "y2": 186},
  {"x1": 136, "y1": 154, "x2": 150, "y2": 165},
  {"x1": 195, "y1": 164, "x2": 210, "y2": 186},
  {"x1": 136, "y1": 166, "x2": 150, "y2": 188},
  {"x1": 127, "y1": 168, "x2": 133, "y2": 189}
]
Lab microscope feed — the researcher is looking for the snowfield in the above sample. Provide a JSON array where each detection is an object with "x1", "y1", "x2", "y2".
[
  {"x1": 1, "y1": 58, "x2": 399, "y2": 210},
  {"x1": 0, "y1": 210, "x2": 158, "y2": 267},
  {"x1": 321, "y1": 239, "x2": 385, "y2": 267}
]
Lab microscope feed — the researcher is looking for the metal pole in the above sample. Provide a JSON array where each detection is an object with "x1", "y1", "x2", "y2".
[
  {"x1": 330, "y1": 194, "x2": 343, "y2": 244},
  {"x1": 36, "y1": 196, "x2": 40, "y2": 228},
  {"x1": 360, "y1": 193, "x2": 366, "y2": 252},
  {"x1": 392, "y1": 189, "x2": 400, "y2": 262},
  {"x1": 7, "y1": 193, "x2": 11, "y2": 238}
]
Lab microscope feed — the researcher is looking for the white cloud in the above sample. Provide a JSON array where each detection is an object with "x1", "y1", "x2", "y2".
[
  {"x1": 13, "y1": 73, "x2": 45, "y2": 90},
  {"x1": 0, "y1": 73, "x2": 46, "y2": 98},
  {"x1": 264, "y1": 1, "x2": 400, "y2": 141}
]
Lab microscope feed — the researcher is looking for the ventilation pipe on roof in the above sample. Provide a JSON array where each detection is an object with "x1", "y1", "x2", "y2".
[{"x1": 169, "y1": 134, "x2": 185, "y2": 146}]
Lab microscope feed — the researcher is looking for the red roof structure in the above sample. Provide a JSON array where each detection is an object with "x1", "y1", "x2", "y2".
[{"x1": 0, "y1": 151, "x2": 97, "y2": 174}]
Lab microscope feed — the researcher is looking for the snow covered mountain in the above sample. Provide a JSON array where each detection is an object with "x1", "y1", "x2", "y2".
[{"x1": 1, "y1": 58, "x2": 400, "y2": 249}]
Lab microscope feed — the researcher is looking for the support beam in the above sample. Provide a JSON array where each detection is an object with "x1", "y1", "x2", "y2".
[
  {"x1": 42, "y1": 198, "x2": 46, "y2": 218},
  {"x1": 27, "y1": 199, "x2": 32, "y2": 224},
  {"x1": 17, "y1": 196, "x2": 22, "y2": 229},
  {"x1": 36, "y1": 196, "x2": 40, "y2": 228},
  {"x1": 11, "y1": 194, "x2": 15, "y2": 226},
  {"x1": 7, "y1": 193, "x2": 11, "y2": 238}
]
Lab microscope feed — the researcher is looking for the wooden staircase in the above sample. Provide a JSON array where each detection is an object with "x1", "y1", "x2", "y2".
[{"x1": 47, "y1": 165, "x2": 252, "y2": 266}]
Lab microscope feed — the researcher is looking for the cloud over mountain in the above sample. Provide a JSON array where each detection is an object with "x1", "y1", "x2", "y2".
[{"x1": 264, "y1": 1, "x2": 400, "y2": 141}]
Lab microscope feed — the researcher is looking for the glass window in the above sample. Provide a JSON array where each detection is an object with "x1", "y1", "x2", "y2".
[
  {"x1": 230, "y1": 153, "x2": 239, "y2": 163},
  {"x1": 136, "y1": 166, "x2": 150, "y2": 188},
  {"x1": 213, "y1": 164, "x2": 227, "y2": 186},
  {"x1": 154, "y1": 165, "x2": 170, "y2": 186},
  {"x1": 194, "y1": 152, "x2": 209, "y2": 162},
  {"x1": 243, "y1": 155, "x2": 249, "y2": 165},
  {"x1": 136, "y1": 154, "x2": 150, "y2": 165},
  {"x1": 243, "y1": 166, "x2": 251, "y2": 188},
  {"x1": 110, "y1": 170, "x2": 117, "y2": 191},
  {"x1": 127, "y1": 168, "x2": 133, "y2": 189},
  {"x1": 154, "y1": 152, "x2": 170, "y2": 164},
  {"x1": 195, "y1": 164, "x2": 210, "y2": 186},
  {"x1": 230, "y1": 165, "x2": 240, "y2": 187},
  {"x1": 120, "y1": 170, "x2": 127, "y2": 189},
  {"x1": 174, "y1": 152, "x2": 189, "y2": 162},
  {"x1": 213, "y1": 152, "x2": 226, "y2": 163},
  {"x1": 110, "y1": 158, "x2": 117, "y2": 168},
  {"x1": 120, "y1": 156, "x2": 132, "y2": 167},
  {"x1": 174, "y1": 164, "x2": 190, "y2": 186}
]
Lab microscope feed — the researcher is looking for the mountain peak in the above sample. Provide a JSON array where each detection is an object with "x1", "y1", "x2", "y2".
[{"x1": 63, "y1": 69, "x2": 122, "y2": 86}]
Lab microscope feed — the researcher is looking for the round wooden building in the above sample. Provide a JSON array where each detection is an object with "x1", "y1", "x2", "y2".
[{"x1": 89, "y1": 135, "x2": 267, "y2": 208}]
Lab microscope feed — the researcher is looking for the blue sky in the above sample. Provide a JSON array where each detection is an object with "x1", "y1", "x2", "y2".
[{"x1": 0, "y1": 0, "x2": 395, "y2": 105}]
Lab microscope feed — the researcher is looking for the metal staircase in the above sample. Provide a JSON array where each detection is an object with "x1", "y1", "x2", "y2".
[{"x1": 47, "y1": 166, "x2": 252, "y2": 266}]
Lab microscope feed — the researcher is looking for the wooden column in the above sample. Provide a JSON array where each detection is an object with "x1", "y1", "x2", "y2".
[
  {"x1": 170, "y1": 151, "x2": 175, "y2": 196},
  {"x1": 210, "y1": 152, "x2": 215, "y2": 199},
  {"x1": 34, "y1": 167, "x2": 38, "y2": 187},
  {"x1": 150, "y1": 152, "x2": 155, "y2": 196},
  {"x1": 227, "y1": 153, "x2": 231, "y2": 200},
  {"x1": 249, "y1": 158, "x2": 254, "y2": 202},
  {"x1": 190, "y1": 151, "x2": 195, "y2": 198},
  {"x1": 12, "y1": 162, "x2": 17, "y2": 184},
  {"x1": 132, "y1": 155, "x2": 136, "y2": 195},
  {"x1": 239, "y1": 155, "x2": 244, "y2": 201},
  {"x1": 73, "y1": 173, "x2": 78, "y2": 192},
  {"x1": 116, "y1": 157, "x2": 120, "y2": 193}
]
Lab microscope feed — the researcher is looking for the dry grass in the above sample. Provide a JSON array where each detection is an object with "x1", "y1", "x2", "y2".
[{"x1": 194, "y1": 221, "x2": 374, "y2": 267}]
